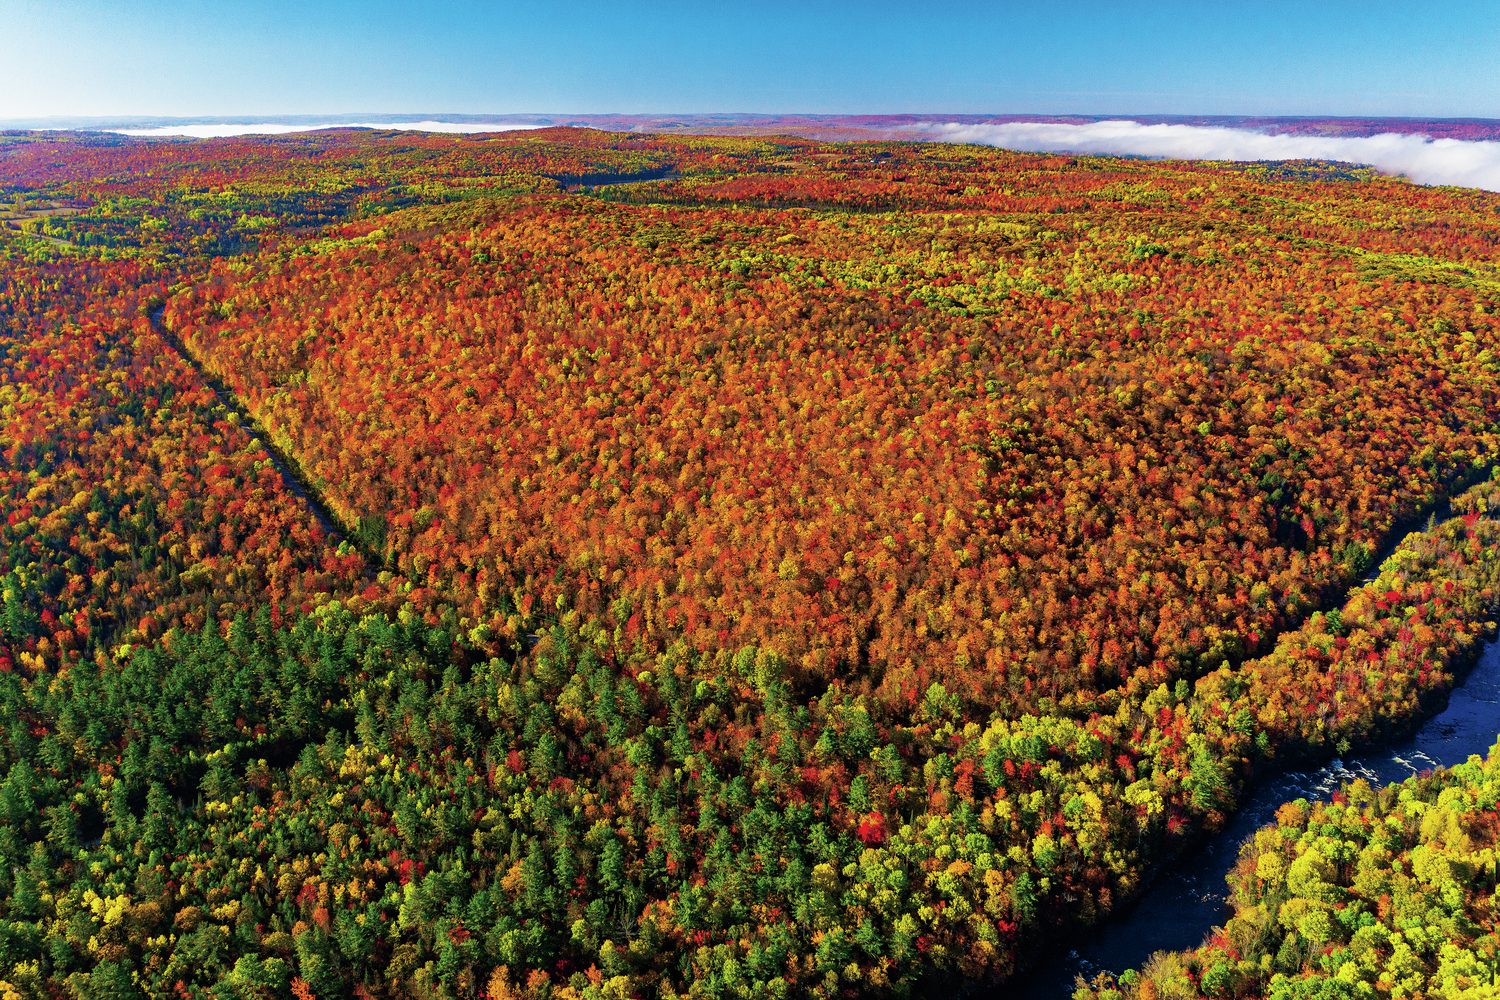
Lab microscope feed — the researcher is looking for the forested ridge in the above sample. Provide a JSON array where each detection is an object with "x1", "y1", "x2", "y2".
[{"x1": 1, "y1": 127, "x2": 1499, "y2": 999}]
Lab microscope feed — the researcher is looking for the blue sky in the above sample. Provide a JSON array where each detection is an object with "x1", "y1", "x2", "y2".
[{"x1": 3, "y1": 0, "x2": 1497, "y2": 119}]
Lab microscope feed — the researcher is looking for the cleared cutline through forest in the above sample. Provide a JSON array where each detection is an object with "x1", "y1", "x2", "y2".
[
  {"x1": 146, "y1": 298, "x2": 549, "y2": 659},
  {"x1": 145, "y1": 304, "x2": 373, "y2": 566}
]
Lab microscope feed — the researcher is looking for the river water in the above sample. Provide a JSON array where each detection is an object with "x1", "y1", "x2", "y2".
[{"x1": 1002, "y1": 634, "x2": 1500, "y2": 999}]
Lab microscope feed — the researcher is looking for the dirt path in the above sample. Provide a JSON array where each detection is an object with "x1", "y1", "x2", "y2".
[{"x1": 0, "y1": 202, "x2": 79, "y2": 246}]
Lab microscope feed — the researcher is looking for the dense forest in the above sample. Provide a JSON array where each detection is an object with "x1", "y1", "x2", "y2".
[
  {"x1": 1072, "y1": 740, "x2": 1500, "y2": 1000},
  {"x1": 1, "y1": 126, "x2": 1499, "y2": 999}
]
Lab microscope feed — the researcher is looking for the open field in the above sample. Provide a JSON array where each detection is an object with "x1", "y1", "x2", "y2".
[{"x1": 0, "y1": 203, "x2": 80, "y2": 246}]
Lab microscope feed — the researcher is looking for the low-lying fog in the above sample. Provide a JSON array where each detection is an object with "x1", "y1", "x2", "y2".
[{"x1": 919, "y1": 119, "x2": 1500, "y2": 192}]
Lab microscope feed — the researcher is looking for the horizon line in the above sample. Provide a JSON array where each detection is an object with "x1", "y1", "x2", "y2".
[{"x1": 6, "y1": 111, "x2": 1500, "y2": 125}]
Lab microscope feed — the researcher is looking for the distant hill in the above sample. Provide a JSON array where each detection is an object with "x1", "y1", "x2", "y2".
[{"x1": 5, "y1": 111, "x2": 1499, "y2": 142}]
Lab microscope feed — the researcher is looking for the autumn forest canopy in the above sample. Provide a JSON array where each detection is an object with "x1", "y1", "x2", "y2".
[{"x1": 1, "y1": 126, "x2": 1499, "y2": 999}]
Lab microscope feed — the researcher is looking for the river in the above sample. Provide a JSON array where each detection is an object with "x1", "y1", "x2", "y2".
[{"x1": 1000, "y1": 630, "x2": 1500, "y2": 999}]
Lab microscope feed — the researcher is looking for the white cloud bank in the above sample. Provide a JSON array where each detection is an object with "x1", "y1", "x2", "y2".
[
  {"x1": 103, "y1": 121, "x2": 545, "y2": 138},
  {"x1": 916, "y1": 120, "x2": 1500, "y2": 193}
]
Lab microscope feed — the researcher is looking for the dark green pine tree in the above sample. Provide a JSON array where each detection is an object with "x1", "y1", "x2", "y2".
[{"x1": 143, "y1": 781, "x2": 174, "y2": 851}]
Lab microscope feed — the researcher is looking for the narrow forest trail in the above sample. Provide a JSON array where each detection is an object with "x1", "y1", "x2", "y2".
[
  {"x1": 148, "y1": 301, "x2": 542, "y2": 656},
  {"x1": 147, "y1": 306, "x2": 363, "y2": 558}
]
